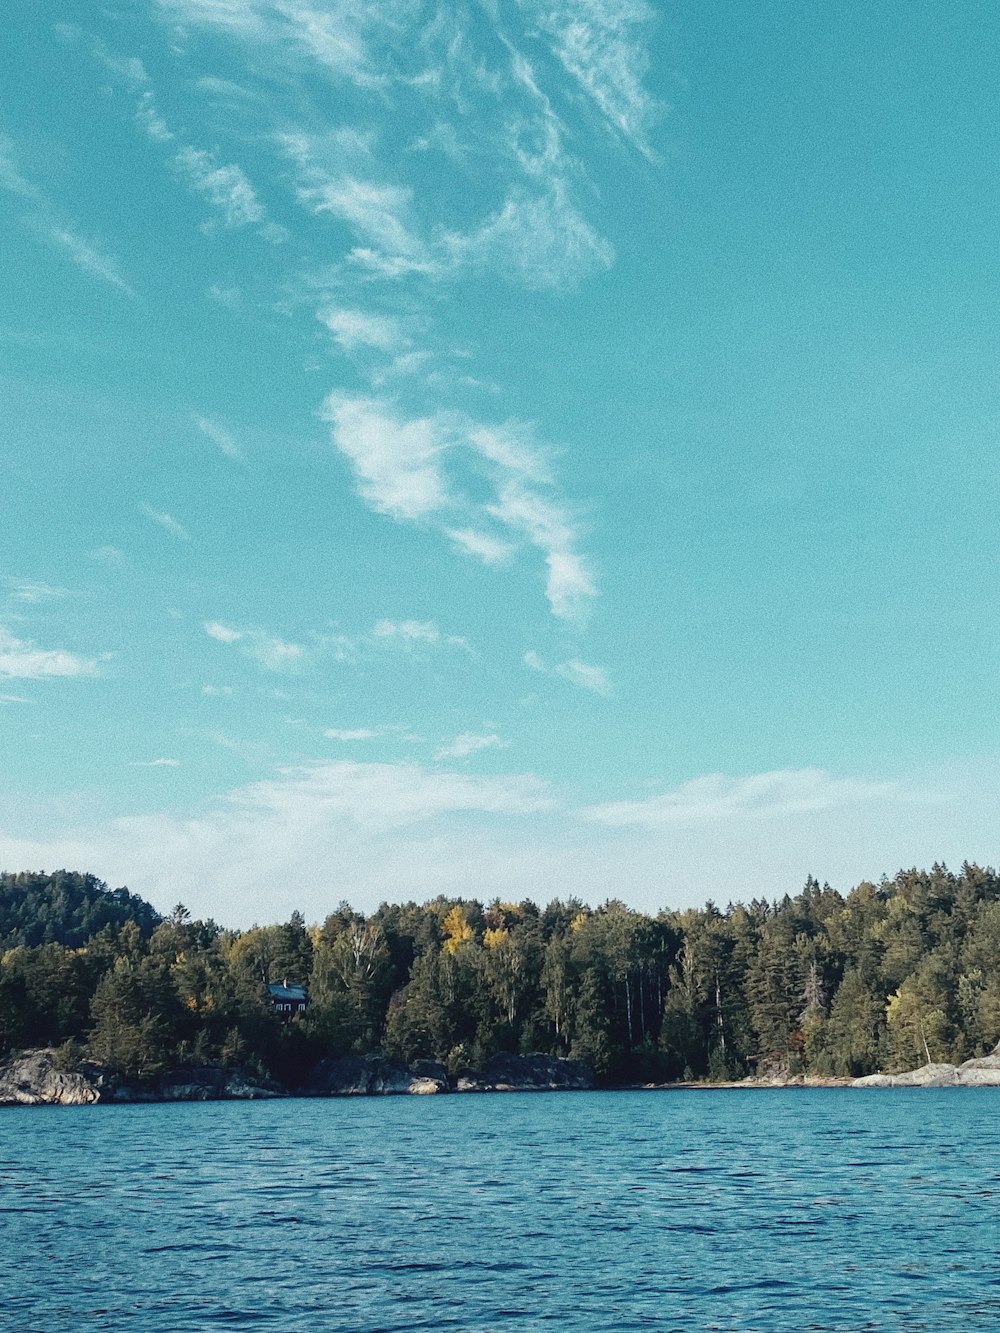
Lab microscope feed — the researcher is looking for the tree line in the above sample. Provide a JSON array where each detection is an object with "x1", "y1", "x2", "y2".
[{"x1": 1, "y1": 863, "x2": 999, "y2": 1085}]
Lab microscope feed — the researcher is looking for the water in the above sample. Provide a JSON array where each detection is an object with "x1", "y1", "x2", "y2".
[{"x1": 1, "y1": 1089, "x2": 998, "y2": 1332}]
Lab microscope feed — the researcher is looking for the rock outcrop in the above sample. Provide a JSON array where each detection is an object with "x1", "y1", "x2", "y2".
[
  {"x1": 456, "y1": 1053, "x2": 594, "y2": 1093},
  {"x1": 306, "y1": 1051, "x2": 594, "y2": 1095},
  {"x1": 114, "y1": 1066, "x2": 284, "y2": 1101},
  {"x1": 0, "y1": 1049, "x2": 104, "y2": 1105},
  {"x1": 854, "y1": 1047, "x2": 1000, "y2": 1088},
  {"x1": 0, "y1": 1049, "x2": 283, "y2": 1104},
  {"x1": 305, "y1": 1054, "x2": 449, "y2": 1096},
  {"x1": 2, "y1": 1047, "x2": 595, "y2": 1103}
]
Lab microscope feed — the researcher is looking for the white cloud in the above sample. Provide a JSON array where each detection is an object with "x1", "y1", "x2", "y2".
[
  {"x1": 490, "y1": 482, "x2": 595, "y2": 621},
  {"x1": 299, "y1": 172, "x2": 425, "y2": 260},
  {"x1": 141, "y1": 504, "x2": 191, "y2": 541},
  {"x1": 50, "y1": 228, "x2": 132, "y2": 293},
  {"x1": 321, "y1": 393, "x2": 449, "y2": 521},
  {"x1": 0, "y1": 692, "x2": 32, "y2": 704},
  {"x1": 524, "y1": 650, "x2": 611, "y2": 695},
  {"x1": 446, "y1": 183, "x2": 614, "y2": 289},
  {"x1": 174, "y1": 146, "x2": 266, "y2": 228},
  {"x1": 203, "y1": 620, "x2": 306, "y2": 671},
  {"x1": 372, "y1": 619, "x2": 472, "y2": 653},
  {"x1": 323, "y1": 396, "x2": 595, "y2": 619},
  {"x1": 2, "y1": 579, "x2": 70, "y2": 604},
  {"x1": 204, "y1": 620, "x2": 242, "y2": 644},
  {"x1": 445, "y1": 527, "x2": 516, "y2": 566},
  {"x1": 131, "y1": 758, "x2": 182, "y2": 768},
  {"x1": 8, "y1": 756, "x2": 984, "y2": 926},
  {"x1": 435, "y1": 732, "x2": 508, "y2": 760},
  {"x1": 240, "y1": 635, "x2": 304, "y2": 672},
  {"x1": 1, "y1": 138, "x2": 132, "y2": 293},
  {"x1": 556, "y1": 659, "x2": 612, "y2": 695},
  {"x1": 194, "y1": 414, "x2": 244, "y2": 461},
  {"x1": 468, "y1": 422, "x2": 553, "y2": 485},
  {"x1": 0, "y1": 135, "x2": 40, "y2": 200},
  {"x1": 0, "y1": 626, "x2": 99, "y2": 681},
  {"x1": 158, "y1": 0, "x2": 383, "y2": 87},
  {"x1": 318, "y1": 306, "x2": 408, "y2": 354},
  {"x1": 90, "y1": 545, "x2": 126, "y2": 566},
  {"x1": 347, "y1": 247, "x2": 441, "y2": 279},
  {"x1": 207, "y1": 283, "x2": 241, "y2": 307},
  {"x1": 325, "y1": 727, "x2": 379, "y2": 741},
  {"x1": 0, "y1": 757, "x2": 556, "y2": 920},
  {"x1": 136, "y1": 90, "x2": 173, "y2": 142},
  {"x1": 519, "y1": 0, "x2": 662, "y2": 158},
  {"x1": 584, "y1": 769, "x2": 900, "y2": 828},
  {"x1": 202, "y1": 684, "x2": 234, "y2": 696},
  {"x1": 156, "y1": 0, "x2": 272, "y2": 39}
]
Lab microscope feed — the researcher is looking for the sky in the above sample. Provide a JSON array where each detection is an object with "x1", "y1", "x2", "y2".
[{"x1": 4, "y1": 1, "x2": 1000, "y2": 926}]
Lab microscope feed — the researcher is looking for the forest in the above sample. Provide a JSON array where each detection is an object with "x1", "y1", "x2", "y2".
[{"x1": 2, "y1": 863, "x2": 999, "y2": 1087}]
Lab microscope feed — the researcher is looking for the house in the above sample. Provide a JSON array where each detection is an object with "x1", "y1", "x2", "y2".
[{"x1": 267, "y1": 980, "x2": 308, "y2": 1019}]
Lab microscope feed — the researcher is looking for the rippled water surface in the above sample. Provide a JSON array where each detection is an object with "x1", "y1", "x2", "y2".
[{"x1": 2, "y1": 1089, "x2": 999, "y2": 1331}]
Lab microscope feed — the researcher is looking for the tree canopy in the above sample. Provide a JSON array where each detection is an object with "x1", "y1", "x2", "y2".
[{"x1": 2, "y1": 863, "x2": 999, "y2": 1086}]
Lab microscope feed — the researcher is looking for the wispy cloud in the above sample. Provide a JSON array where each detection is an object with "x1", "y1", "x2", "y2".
[
  {"x1": 49, "y1": 227, "x2": 133, "y2": 294},
  {"x1": 435, "y1": 732, "x2": 509, "y2": 760},
  {"x1": 0, "y1": 135, "x2": 41, "y2": 200},
  {"x1": 584, "y1": 769, "x2": 900, "y2": 828},
  {"x1": 488, "y1": 482, "x2": 595, "y2": 621},
  {"x1": 325, "y1": 727, "x2": 379, "y2": 741},
  {"x1": 174, "y1": 146, "x2": 267, "y2": 229},
  {"x1": 372, "y1": 619, "x2": 473, "y2": 653},
  {"x1": 519, "y1": 0, "x2": 662, "y2": 158},
  {"x1": 323, "y1": 395, "x2": 595, "y2": 620},
  {"x1": 4, "y1": 755, "x2": 556, "y2": 919},
  {"x1": 136, "y1": 90, "x2": 174, "y2": 142},
  {"x1": 445, "y1": 528, "x2": 517, "y2": 567},
  {"x1": 445, "y1": 182, "x2": 614, "y2": 289},
  {"x1": 194, "y1": 414, "x2": 244, "y2": 461},
  {"x1": 3, "y1": 756, "x2": 979, "y2": 923},
  {"x1": 90, "y1": 545, "x2": 126, "y2": 566},
  {"x1": 203, "y1": 620, "x2": 306, "y2": 671},
  {"x1": 131, "y1": 757, "x2": 182, "y2": 767},
  {"x1": 524, "y1": 650, "x2": 611, "y2": 695},
  {"x1": 2, "y1": 578, "x2": 70, "y2": 604},
  {"x1": 322, "y1": 394, "x2": 449, "y2": 522},
  {"x1": 318, "y1": 306, "x2": 408, "y2": 354},
  {"x1": 141, "y1": 504, "x2": 191, "y2": 541},
  {"x1": 0, "y1": 626, "x2": 99, "y2": 680}
]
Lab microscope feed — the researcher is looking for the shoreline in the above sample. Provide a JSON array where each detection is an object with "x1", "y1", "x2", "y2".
[{"x1": 4, "y1": 1047, "x2": 1000, "y2": 1105}]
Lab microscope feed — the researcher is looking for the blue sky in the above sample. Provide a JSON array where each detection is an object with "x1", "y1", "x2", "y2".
[{"x1": 4, "y1": 1, "x2": 1000, "y2": 924}]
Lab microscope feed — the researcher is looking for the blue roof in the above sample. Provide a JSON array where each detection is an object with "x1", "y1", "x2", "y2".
[{"x1": 267, "y1": 983, "x2": 307, "y2": 1001}]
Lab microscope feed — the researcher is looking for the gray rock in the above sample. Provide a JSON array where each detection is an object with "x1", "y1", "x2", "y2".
[
  {"x1": 0, "y1": 1049, "x2": 103, "y2": 1106},
  {"x1": 151, "y1": 1067, "x2": 284, "y2": 1100},
  {"x1": 457, "y1": 1053, "x2": 594, "y2": 1093},
  {"x1": 305, "y1": 1053, "x2": 448, "y2": 1096},
  {"x1": 955, "y1": 1054, "x2": 1000, "y2": 1085},
  {"x1": 854, "y1": 1057, "x2": 1000, "y2": 1088}
]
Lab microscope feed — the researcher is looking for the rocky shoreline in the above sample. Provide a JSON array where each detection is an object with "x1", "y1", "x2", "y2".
[
  {"x1": 0, "y1": 1048, "x2": 595, "y2": 1106},
  {"x1": 5, "y1": 1045, "x2": 1000, "y2": 1106}
]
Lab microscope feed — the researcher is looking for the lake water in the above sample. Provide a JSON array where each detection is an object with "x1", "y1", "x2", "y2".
[{"x1": 1, "y1": 1089, "x2": 998, "y2": 1331}]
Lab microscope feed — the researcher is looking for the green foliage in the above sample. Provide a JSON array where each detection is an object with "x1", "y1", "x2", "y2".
[
  {"x1": 1, "y1": 862, "x2": 1000, "y2": 1084},
  {"x1": 0, "y1": 870, "x2": 161, "y2": 949}
]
